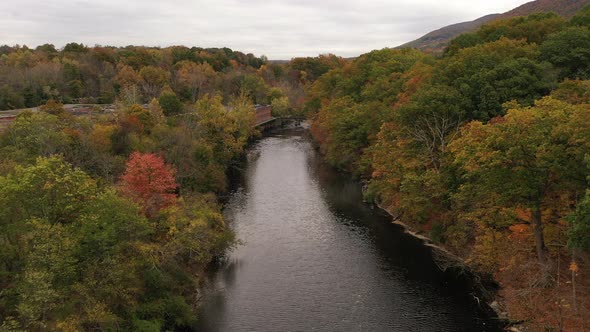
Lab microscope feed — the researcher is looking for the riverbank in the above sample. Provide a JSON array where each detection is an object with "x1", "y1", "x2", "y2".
[
  {"x1": 308, "y1": 108, "x2": 589, "y2": 332},
  {"x1": 304, "y1": 124, "x2": 506, "y2": 327},
  {"x1": 375, "y1": 202, "x2": 510, "y2": 325},
  {"x1": 372, "y1": 200, "x2": 590, "y2": 332},
  {"x1": 197, "y1": 129, "x2": 500, "y2": 331}
]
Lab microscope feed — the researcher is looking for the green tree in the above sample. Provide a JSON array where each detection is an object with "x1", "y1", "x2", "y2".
[
  {"x1": 0, "y1": 157, "x2": 96, "y2": 328},
  {"x1": 569, "y1": 4, "x2": 590, "y2": 27},
  {"x1": 0, "y1": 156, "x2": 213, "y2": 330},
  {"x1": 289, "y1": 54, "x2": 345, "y2": 83},
  {"x1": 158, "y1": 89, "x2": 183, "y2": 116},
  {"x1": 446, "y1": 13, "x2": 565, "y2": 56},
  {"x1": 62, "y1": 42, "x2": 88, "y2": 53},
  {"x1": 445, "y1": 33, "x2": 482, "y2": 56},
  {"x1": 312, "y1": 97, "x2": 385, "y2": 172},
  {"x1": 477, "y1": 13, "x2": 565, "y2": 45},
  {"x1": 228, "y1": 93, "x2": 258, "y2": 146},
  {"x1": 569, "y1": 190, "x2": 590, "y2": 251},
  {"x1": 396, "y1": 84, "x2": 464, "y2": 170},
  {"x1": 307, "y1": 48, "x2": 430, "y2": 173},
  {"x1": 0, "y1": 156, "x2": 97, "y2": 225},
  {"x1": 437, "y1": 38, "x2": 556, "y2": 121},
  {"x1": 271, "y1": 96, "x2": 290, "y2": 117},
  {"x1": 540, "y1": 26, "x2": 590, "y2": 79},
  {"x1": 2, "y1": 111, "x2": 70, "y2": 162},
  {"x1": 240, "y1": 74, "x2": 269, "y2": 104},
  {"x1": 0, "y1": 84, "x2": 24, "y2": 110}
]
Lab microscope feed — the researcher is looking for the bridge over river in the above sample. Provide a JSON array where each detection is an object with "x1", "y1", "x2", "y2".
[
  {"x1": 1, "y1": 103, "x2": 302, "y2": 132},
  {"x1": 255, "y1": 116, "x2": 306, "y2": 132},
  {"x1": 254, "y1": 104, "x2": 306, "y2": 131}
]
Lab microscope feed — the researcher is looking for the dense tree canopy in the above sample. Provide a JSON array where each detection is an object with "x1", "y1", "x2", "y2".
[
  {"x1": 451, "y1": 97, "x2": 590, "y2": 266},
  {"x1": 307, "y1": 10, "x2": 590, "y2": 329},
  {"x1": 540, "y1": 26, "x2": 590, "y2": 79},
  {"x1": 0, "y1": 59, "x2": 260, "y2": 329},
  {"x1": 308, "y1": 48, "x2": 430, "y2": 173},
  {"x1": 436, "y1": 38, "x2": 556, "y2": 121},
  {"x1": 0, "y1": 44, "x2": 310, "y2": 114},
  {"x1": 445, "y1": 13, "x2": 565, "y2": 56}
]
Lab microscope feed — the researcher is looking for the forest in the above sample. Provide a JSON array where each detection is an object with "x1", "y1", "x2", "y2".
[
  {"x1": 0, "y1": 45, "x2": 310, "y2": 330},
  {"x1": 1, "y1": 5, "x2": 590, "y2": 332},
  {"x1": 307, "y1": 8, "x2": 590, "y2": 331}
]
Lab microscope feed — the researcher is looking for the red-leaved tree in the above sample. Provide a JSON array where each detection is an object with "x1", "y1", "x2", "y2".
[{"x1": 120, "y1": 152, "x2": 177, "y2": 217}]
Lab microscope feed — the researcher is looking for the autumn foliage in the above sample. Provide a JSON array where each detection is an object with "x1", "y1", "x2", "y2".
[
  {"x1": 307, "y1": 8, "x2": 590, "y2": 331},
  {"x1": 120, "y1": 152, "x2": 178, "y2": 217},
  {"x1": 0, "y1": 42, "x2": 270, "y2": 330}
]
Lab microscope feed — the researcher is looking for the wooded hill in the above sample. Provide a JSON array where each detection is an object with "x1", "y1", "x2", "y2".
[{"x1": 399, "y1": 0, "x2": 590, "y2": 52}]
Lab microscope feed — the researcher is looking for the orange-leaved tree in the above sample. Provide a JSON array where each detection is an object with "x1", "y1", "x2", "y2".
[
  {"x1": 450, "y1": 97, "x2": 590, "y2": 281},
  {"x1": 120, "y1": 152, "x2": 178, "y2": 217}
]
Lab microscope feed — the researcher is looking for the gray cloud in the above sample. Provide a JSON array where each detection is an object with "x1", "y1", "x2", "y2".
[{"x1": 0, "y1": 0, "x2": 530, "y2": 59}]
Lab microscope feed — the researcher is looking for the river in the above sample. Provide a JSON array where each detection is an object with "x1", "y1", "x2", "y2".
[{"x1": 197, "y1": 128, "x2": 499, "y2": 331}]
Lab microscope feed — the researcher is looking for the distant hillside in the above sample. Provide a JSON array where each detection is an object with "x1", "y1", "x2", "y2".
[
  {"x1": 399, "y1": 0, "x2": 590, "y2": 52},
  {"x1": 399, "y1": 14, "x2": 500, "y2": 52},
  {"x1": 504, "y1": 0, "x2": 590, "y2": 18}
]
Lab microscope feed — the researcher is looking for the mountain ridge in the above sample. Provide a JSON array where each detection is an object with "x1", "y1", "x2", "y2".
[{"x1": 399, "y1": 0, "x2": 590, "y2": 52}]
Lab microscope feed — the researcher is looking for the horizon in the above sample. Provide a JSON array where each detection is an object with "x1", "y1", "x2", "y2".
[{"x1": 2, "y1": 0, "x2": 532, "y2": 60}]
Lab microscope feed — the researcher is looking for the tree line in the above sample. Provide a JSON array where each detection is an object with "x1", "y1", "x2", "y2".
[
  {"x1": 0, "y1": 43, "x2": 308, "y2": 118},
  {"x1": 0, "y1": 92, "x2": 264, "y2": 330},
  {"x1": 0, "y1": 41, "x2": 321, "y2": 330}
]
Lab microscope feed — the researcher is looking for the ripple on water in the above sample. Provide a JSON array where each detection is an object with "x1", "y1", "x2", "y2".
[{"x1": 197, "y1": 132, "x2": 499, "y2": 332}]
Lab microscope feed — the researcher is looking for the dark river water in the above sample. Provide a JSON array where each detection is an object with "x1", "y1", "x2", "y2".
[{"x1": 197, "y1": 129, "x2": 499, "y2": 331}]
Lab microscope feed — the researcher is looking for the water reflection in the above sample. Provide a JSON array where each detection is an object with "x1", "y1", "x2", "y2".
[{"x1": 197, "y1": 129, "x2": 498, "y2": 332}]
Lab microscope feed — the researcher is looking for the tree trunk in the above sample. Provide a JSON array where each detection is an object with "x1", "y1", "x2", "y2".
[
  {"x1": 532, "y1": 204, "x2": 553, "y2": 286},
  {"x1": 532, "y1": 205, "x2": 547, "y2": 264},
  {"x1": 572, "y1": 263, "x2": 577, "y2": 313}
]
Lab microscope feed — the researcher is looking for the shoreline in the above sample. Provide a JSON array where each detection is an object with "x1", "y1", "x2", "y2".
[
  {"x1": 374, "y1": 201, "x2": 516, "y2": 330},
  {"x1": 223, "y1": 125, "x2": 513, "y2": 330},
  {"x1": 200, "y1": 127, "x2": 503, "y2": 330}
]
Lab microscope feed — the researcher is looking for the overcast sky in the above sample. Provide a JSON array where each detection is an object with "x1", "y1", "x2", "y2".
[{"x1": 1, "y1": 0, "x2": 532, "y2": 59}]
